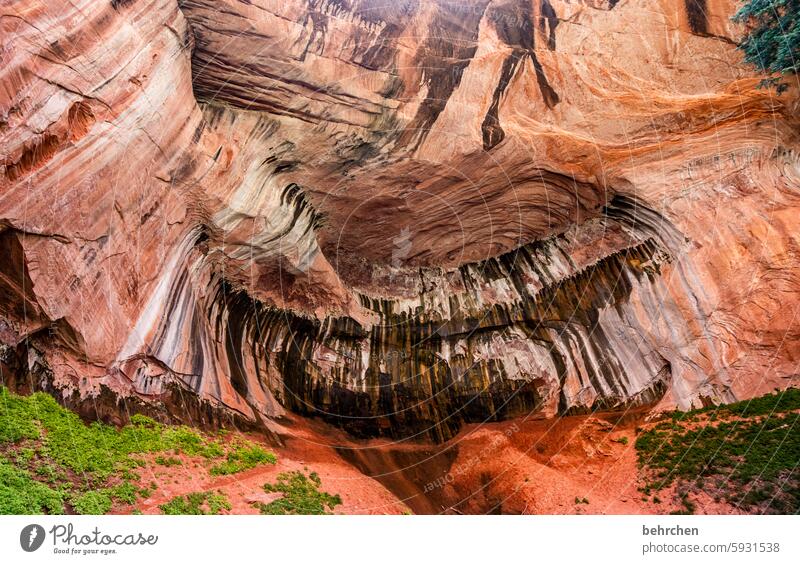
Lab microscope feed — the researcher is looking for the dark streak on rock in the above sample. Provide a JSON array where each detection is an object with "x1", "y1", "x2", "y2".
[
  {"x1": 359, "y1": 23, "x2": 401, "y2": 71},
  {"x1": 481, "y1": 1, "x2": 560, "y2": 150},
  {"x1": 496, "y1": 2, "x2": 559, "y2": 107},
  {"x1": 299, "y1": 9, "x2": 327, "y2": 62},
  {"x1": 398, "y1": 1, "x2": 490, "y2": 150},
  {"x1": 481, "y1": 50, "x2": 525, "y2": 150},
  {"x1": 0, "y1": 231, "x2": 47, "y2": 329},
  {"x1": 531, "y1": 53, "x2": 560, "y2": 109},
  {"x1": 111, "y1": 0, "x2": 136, "y2": 10},
  {"x1": 539, "y1": 0, "x2": 558, "y2": 51},
  {"x1": 682, "y1": 0, "x2": 736, "y2": 44},
  {"x1": 685, "y1": 0, "x2": 708, "y2": 35}
]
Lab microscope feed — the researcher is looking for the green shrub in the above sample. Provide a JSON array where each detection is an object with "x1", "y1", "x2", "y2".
[
  {"x1": 0, "y1": 387, "x2": 41, "y2": 442},
  {"x1": 72, "y1": 491, "x2": 112, "y2": 515},
  {"x1": 108, "y1": 482, "x2": 139, "y2": 505},
  {"x1": 154, "y1": 456, "x2": 183, "y2": 467},
  {"x1": 258, "y1": 471, "x2": 342, "y2": 515},
  {"x1": 733, "y1": 0, "x2": 799, "y2": 93},
  {"x1": 209, "y1": 444, "x2": 276, "y2": 476},
  {"x1": 159, "y1": 491, "x2": 231, "y2": 515},
  {"x1": 0, "y1": 458, "x2": 64, "y2": 514}
]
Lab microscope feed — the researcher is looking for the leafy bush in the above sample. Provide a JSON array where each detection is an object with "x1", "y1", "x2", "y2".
[
  {"x1": 107, "y1": 482, "x2": 139, "y2": 505},
  {"x1": 0, "y1": 458, "x2": 64, "y2": 514},
  {"x1": 72, "y1": 491, "x2": 112, "y2": 515},
  {"x1": 209, "y1": 444, "x2": 276, "y2": 476},
  {"x1": 0, "y1": 390, "x2": 40, "y2": 442},
  {"x1": 733, "y1": 0, "x2": 799, "y2": 93},
  {"x1": 154, "y1": 456, "x2": 183, "y2": 467},
  {"x1": 258, "y1": 471, "x2": 342, "y2": 515},
  {"x1": 159, "y1": 491, "x2": 231, "y2": 515}
]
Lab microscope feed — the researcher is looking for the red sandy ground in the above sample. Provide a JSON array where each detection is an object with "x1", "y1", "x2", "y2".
[
  {"x1": 422, "y1": 414, "x2": 742, "y2": 515},
  {"x1": 125, "y1": 411, "x2": 740, "y2": 515},
  {"x1": 126, "y1": 416, "x2": 412, "y2": 515}
]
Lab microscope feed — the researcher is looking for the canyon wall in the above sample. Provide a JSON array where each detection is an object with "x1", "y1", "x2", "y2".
[{"x1": 1, "y1": 0, "x2": 798, "y2": 441}]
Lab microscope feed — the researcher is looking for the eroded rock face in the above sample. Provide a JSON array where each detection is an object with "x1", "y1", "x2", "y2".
[{"x1": 1, "y1": 0, "x2": 799, "y2": 441}]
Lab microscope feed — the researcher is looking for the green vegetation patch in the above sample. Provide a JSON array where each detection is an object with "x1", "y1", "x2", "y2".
[
  {"x1": 210, "y1": 443, "x2": 277, "y2": 476},
  {"x1": 0, "y1": 457, "x2": 65, "y2": 514},
  {"x1": 733, "y1": 0, "x2": 799, "y2": 93},
  {"x1": 257, "y1": 471, "x2": 342, "y2": 515},
  {"x1": 636, "y1": 388, "x2": 800, "y2": 513},
  {"x1": 155, "y1": 455, "x2": 183, "y2": 467},
  {"x1": 71, "y1": 490, "x2": 113, "y2": 515},
  {"x1": 0, "y1": 387, "x2": 276, "y2": 514},
  {"x1": 159, "y1": 491, "x2": 232, "y2": 515}
]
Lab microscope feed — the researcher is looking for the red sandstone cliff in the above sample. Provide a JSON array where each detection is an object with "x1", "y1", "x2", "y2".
[{"x1": 1, "y1": 0, "x2": 799, "y2": 443}]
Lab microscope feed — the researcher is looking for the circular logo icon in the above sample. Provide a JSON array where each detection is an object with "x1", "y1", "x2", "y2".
[{"x1": 20, "y1": 524, "x2": 45, "y2": 552}]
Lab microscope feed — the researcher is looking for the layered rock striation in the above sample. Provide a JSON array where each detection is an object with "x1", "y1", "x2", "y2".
[{"x1": 1, "y1": 0, "x2": 799, "y2": 441}]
